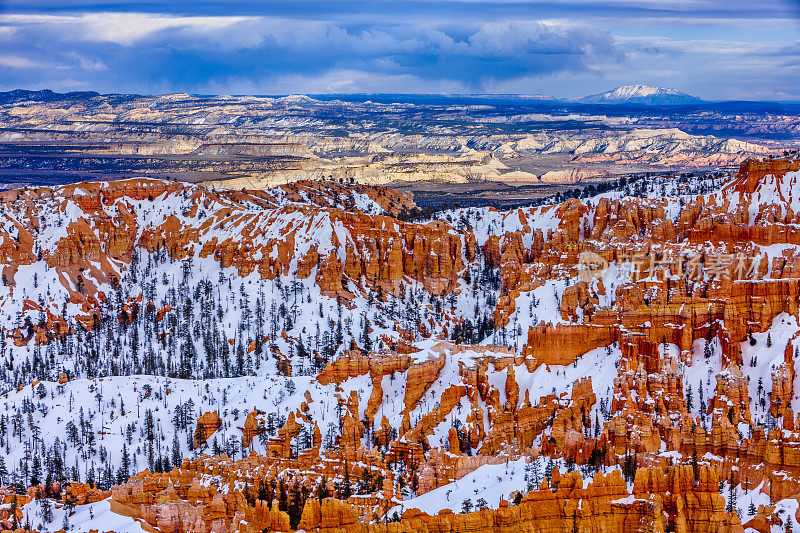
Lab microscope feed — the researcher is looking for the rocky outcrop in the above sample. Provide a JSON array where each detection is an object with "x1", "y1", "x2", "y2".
[
  {"x1": 241, "y1": 408, "x2": 263, "y2": 448},
  {"x1": 522, "y1": 323, "x2": 617, "y2": 369},
  {"x1": 106, "y1": 460, "x2": 745, "y2": 533},
  {"x1": 194, "y1": 411, "x2": 222, "y2": 447}
]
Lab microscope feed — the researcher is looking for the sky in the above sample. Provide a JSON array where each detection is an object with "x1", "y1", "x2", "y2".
[{"x1": 0, "y1": 0, "x2": 798, "y2": 99}]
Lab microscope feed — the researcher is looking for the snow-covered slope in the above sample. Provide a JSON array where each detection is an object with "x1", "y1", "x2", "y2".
[
  {"x1": 574, "y1": 84, "x2": 703, "y2": 105},
  {"x1": 0, "y1": 157, "x2": 798, "y2": 532}
]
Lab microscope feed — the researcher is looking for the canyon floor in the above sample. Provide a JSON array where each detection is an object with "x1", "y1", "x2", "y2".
[{"x1": 1, "y1": 91, "x2": 797, "y2": 193}]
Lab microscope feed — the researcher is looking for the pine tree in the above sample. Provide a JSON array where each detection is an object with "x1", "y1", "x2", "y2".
[
  {"x1": 31, "y1": 455, "x2": 41, "y2": 486},
  {"x1": 40, "y1": 497, "x2": 53, "y2": 524},
  {"x1": 727, "y1": 471, "x2": 736, "y2": 513},
  {"x1": 172, "y1": 433, "x2": 181, "y2": 469},
  {"x1": 277, "y1": 479, "x2": 288, "y2": 512},
  {"x1": 686, "y1": 385, "x2": 693, "y2": 412},
  {"x1": 9, "y1": 495, "x2": 17, "y2": 529},
  {"x1": 144, "y1": 409, "x2": 155, "y2": 470},
  {"x1": 120, "y1": 443, "x2": 130, "y2": 480},
  {"x1": 531, "y1": 460, "x2": 541, "y2": 487},
  {"x1": 341, "y1": 461, "x2": 352, "y2": 498}
]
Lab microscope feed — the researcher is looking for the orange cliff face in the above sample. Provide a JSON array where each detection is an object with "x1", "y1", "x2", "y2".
[
  {"x1": 0, "y1": 178, "x2": 467, "y2": 342},
  {"x1": 99, "y1": 337, "x2": 748, "y2": 533},
  {"x1": 109, "y1": 460, "x2": 745, "y2": 533},
  {"x1": 6, "y1": 156, "x2": 800, "y2": 532},
  {"x1": 8, "y1": 157, "x2": 799, "y2": 356}
]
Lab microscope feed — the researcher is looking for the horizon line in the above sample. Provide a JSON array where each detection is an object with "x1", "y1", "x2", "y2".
[{"x1": 5, "y1": 87, "x2": 800, "y2": 105}]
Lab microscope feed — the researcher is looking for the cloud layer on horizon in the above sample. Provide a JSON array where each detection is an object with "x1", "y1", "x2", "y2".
[{"x1": 0, "y1": 0, "x2": 798, "y2": 99}]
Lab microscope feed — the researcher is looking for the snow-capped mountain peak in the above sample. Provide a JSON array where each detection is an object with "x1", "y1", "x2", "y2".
[
  {"x1": 607, "y1": 84, "x2": 677, "y2": 98},
  {"x1": 574, "y1": 84, "x2": 703, "y2": 105}
]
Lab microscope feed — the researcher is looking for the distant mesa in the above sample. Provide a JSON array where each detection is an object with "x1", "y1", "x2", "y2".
[
  {"x1": 0, "y1": 88, "x2": 100, "y2": 105},
  {"x1": 573, "y1": 84, "x2": 703, "y2": 105},
  {"x1": 456, "y1": 93, "x2": 559, "y2": 101}
]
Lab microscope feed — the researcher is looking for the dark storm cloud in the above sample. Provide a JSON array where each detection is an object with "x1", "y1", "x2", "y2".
[
  {"x1": 0, "y1": 0, "x2": 798, "y2": 98},
  {"x1": 0, "y1": 15, "x2": 622, "y2": 93},
  {"x1": 3, "y1": 0, "x2": 799, "y2": 21}
]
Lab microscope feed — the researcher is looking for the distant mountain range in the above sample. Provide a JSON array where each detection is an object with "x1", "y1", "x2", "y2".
[
  {"x1": 0, "y1": 88, "x2": 100, "y2": 105},
  {"x1": 572, "y1": 84, "x2": 704, "y2": 105},
  {"x1": 0, "y1": 85, "x2": 702, "y2": 107}
]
